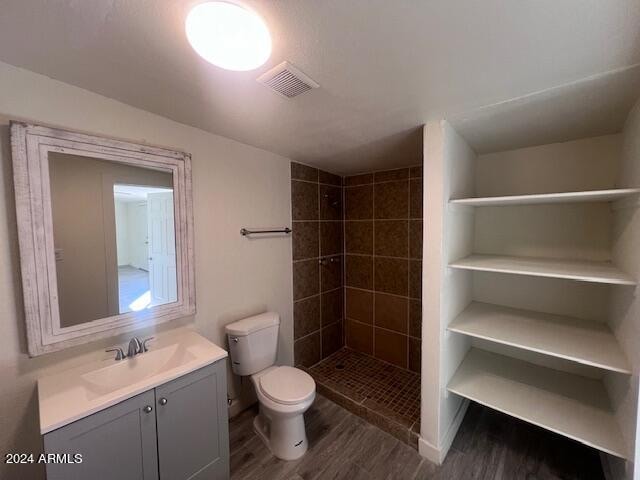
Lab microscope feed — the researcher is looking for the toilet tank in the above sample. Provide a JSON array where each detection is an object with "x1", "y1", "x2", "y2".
[{"x1": 225, "y1": 312, "x2": 280, "y2": 376}]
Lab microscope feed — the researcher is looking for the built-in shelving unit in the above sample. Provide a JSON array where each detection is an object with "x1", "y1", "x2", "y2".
[
  {"x1": 450, "y1": 188, "x2": 640, "y2": 207},
  {"x1": 449, "y1": 254, "x2": 636, "y2": 285},
  {"x1": 448, "y1": 302, "x2": 631, "y2": 374},
  {"x1": 448, "y1": 349, "x2": 628, "y2": 459},
  {"x1": 423, "y1": 122, "x2": 640, "y2": 468}
]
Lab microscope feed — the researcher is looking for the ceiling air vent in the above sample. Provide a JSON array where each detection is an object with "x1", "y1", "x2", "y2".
[{"x1": 257, "y1": 61, "x2": 319, "y2": 98}]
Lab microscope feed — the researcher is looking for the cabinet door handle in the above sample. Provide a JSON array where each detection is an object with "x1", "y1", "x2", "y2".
[
  {"x1": 143, "y1": 405, "x2": 153, "y2": 413},
  {"x1": 159, "y1": 397, "x2": 168, "y2": 406}
]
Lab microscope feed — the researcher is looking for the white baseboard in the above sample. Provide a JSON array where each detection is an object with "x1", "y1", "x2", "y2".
[
  {"x1": 418, "y1": 399, "x2": 470, "y2": 465},
  {"x1": 418, "y1": 437, "x2": 442, "y2": 464}
]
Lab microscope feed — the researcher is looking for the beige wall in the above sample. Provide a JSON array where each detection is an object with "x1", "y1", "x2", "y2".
[
  {"x1": 0, "y1": 61, "x2": 293, "y2": 480},
  {"x1": 49, "y1": 153, "x2": 173, "y2": 327}
]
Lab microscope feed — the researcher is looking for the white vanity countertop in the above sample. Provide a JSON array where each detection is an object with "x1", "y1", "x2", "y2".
[{"x1": 38, "y1": 329, "x2": 227, "y2": 434}]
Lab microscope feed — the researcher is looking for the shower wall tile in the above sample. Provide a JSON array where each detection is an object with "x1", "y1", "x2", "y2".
[
  {"x1": 375, "y1": 220, "x2": 408, "y2": 257},
  {"x1": 291, "y1": 163, "x2": 345, "y2": 365},
  {"x1": 292, "y1": 180, "x2": 319, "y2": 220},
  {"x1": 320, "y1": 184, "x2": 343, "y2": 220},
  {"x1": 320, "y1": 221, "x2": 343, "y2": 256},
  {"x1": 294, "y1": 331, "x2": 321, "y2": 368},
  {"x1": 346, "y1": 319, "x2": 373, "y2": 355},
  {"x1": 319, "y1": 170, "x2": 342, "y2": 186},
  {"x1": 374, "y1": 167, "x2": 409, "y2": 183},
  {"x1": 322, "y1": 320, "x2": 343, "y2": 358},
  {"x1": 346, "y1": 255, "x2": 374, "y2": 289},
  {"x1": 409, "y1": 299, "x2": 422, "y2": 338},
  {"x1": 374, "y1": 293, "x2": 408, "y2": 334},
  {"x1": 321, "y1": 255, "x2": 343, "y2": 292},
  {"x1": 408, "y1": 337, "x2": 421, "y2": 373},
  {"x1": 345, "y1": 288, "x2": 373, "y2": 324},
  {"x1": 345, "y1": 185, "x2": 373, "y2": 219},
  {"x1": 291, "y1": 162, "x2": 319, "y2": 182},
  {"x1": 409, "y1": 178, "x2": 423, "y2": 219},
  {"x1": 345, "y1": 173, "x2": 374, "y2": 186},
  {"x1": 409, "y1": 260, "x2": 422, "y2": 299},
  {"x1": 293, "y1": 259, "x2": 319, "y2": 300},
  {"x1": 409, "y1": 165, "x2": 423, "y2": 178},
  {"x1": 294, "y1": 295, "x2": 320, "y2": 339},
  {"x1": 292, "y1": 221, "x2": 319, "y2": 260},
  {"x1": 345, "y1": 221, "x2": 373, "y2": 254},
  {"x1": 409, "y1": 220, "x2": 422, "y2": 259},
  {"x1": 343, "y1": 166, "x2": 422, "y2": 372},
  {"x1": 374, "y1": 328, "x2": 407, "y2": 369},
  {"x1": 374, "y1": 180, "x2": 408, "y2": 219},
  {"x1": 374, "y1": 257, "x2": 408, "y2": 296},
  {"x1": 321, "y1": 288, "x2": 343, "y2": 326}
]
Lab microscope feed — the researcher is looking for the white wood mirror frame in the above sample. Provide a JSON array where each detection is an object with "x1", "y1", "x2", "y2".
[{"x1": 11, "y1": 122, "x2": 196, "y2": 356}]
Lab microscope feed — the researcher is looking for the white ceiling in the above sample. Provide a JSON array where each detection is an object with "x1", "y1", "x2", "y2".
[{"x1": 0, "y1": 1, "x2": 639, "y2": 174}]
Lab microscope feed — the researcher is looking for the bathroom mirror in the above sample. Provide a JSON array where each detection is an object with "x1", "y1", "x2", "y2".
[{"x1": 11, "y1": 122, "x2": 195, "y2": 356}]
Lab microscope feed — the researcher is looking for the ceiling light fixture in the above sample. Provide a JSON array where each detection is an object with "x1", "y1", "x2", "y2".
[{"x1": 185, "y1": 1, "x2": 271, "y2": 72}]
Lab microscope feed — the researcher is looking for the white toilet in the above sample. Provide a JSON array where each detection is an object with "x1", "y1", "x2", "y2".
[{"x1": 225, "y1": 312, "x2": 316, "y2": 460}]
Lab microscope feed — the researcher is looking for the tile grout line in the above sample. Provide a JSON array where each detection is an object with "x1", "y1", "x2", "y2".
[
  {"x1": 345, "y1": 252, "x2": 422, "y2": 261},
  {"x1": 293, "y1": 287, "x2": 342, "y2": 304},
  {"x1": 292, "y1": 253, "x2": 342, "y2": 265},
  {"x1": 345, "y1": 285, "x2": 421, "y2": 301},
  {"x1": 291, "y1": 177, "x2": 342, "y2": 188},
  {"x1": 344, "y1": 317, "x2": 420, "y2": 340}
]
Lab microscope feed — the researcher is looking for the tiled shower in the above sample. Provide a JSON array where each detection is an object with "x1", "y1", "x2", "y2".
[{"x1": 291, "y1": 162, "x2": 423, "y2": 447}]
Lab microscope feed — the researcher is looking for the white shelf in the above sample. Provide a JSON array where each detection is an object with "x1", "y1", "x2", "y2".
[
  {"x1": 448, "y1": 348, "x2": 628, "y2": 459},
  {"x1": 448, "y1": 302, "x2": 631, "y2": 374},
  {"x1": 450, "y1": 254, "x2": 636, "y2": 285},
  {"x1": 450, "y1": 188, "x2": 640, "y2": 207}
]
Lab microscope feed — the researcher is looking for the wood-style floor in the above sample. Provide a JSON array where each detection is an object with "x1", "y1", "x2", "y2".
[{"x1": 230, "y1": 395, "x2": 605, "y2": 480}]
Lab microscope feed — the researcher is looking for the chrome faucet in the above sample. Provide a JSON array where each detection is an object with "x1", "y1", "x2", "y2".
[
  {"x1": 127, "y1": 337, "x2": 143, "y2": 357},
  {"x1": 105, "y1": 336, "x2": 154, "y2": 361}
]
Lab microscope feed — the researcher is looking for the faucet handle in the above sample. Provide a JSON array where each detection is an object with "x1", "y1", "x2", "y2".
[
  {"x1": 106, "y1": 347, "x2": 126, "y2": 361},
  {"x1": 142, "y1": 337, "x2": 154, "y2": 353}
]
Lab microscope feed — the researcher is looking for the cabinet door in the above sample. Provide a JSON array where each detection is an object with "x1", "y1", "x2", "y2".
[
  {"x1": 155, "y1": 362, "x2": 229, "y2": 480},
  {"x1": 44, "y1": 390, "x2": 159, "y2": 480}
]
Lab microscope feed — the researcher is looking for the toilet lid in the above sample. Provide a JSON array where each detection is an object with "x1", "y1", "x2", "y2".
[{"x1": 259, "y1": 366, "x2": 315, "y2": 405}]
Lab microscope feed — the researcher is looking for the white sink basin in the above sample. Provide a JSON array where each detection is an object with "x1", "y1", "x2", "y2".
[
  {"x1": 38, "y1": 329, "x2": 227, "y2": 434},
  {"x1": 81, "y1": 344, "x2": 197, "y2": 399}
]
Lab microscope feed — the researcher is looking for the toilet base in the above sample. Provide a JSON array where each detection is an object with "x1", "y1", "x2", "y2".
[{"x1": 253, "y1": 410, "x2": 309, "y2": 461}]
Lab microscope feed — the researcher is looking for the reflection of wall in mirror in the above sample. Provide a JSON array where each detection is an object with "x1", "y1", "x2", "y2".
[
  {"x1": 48, "y1": 152, "x2": 172, "y2": 328},
  {"x1": 115, "y1": 200, "x2": 149, "y2": 270}
]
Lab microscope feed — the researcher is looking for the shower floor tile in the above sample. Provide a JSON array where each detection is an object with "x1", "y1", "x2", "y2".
[{"x1": 307, "y1": 347, "x2": 420, "y2": 447}]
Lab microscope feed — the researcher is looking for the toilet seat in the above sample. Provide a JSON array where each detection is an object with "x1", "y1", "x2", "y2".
[{"x1": 259, "y1": 366, "x2": 315, "y2": 405}]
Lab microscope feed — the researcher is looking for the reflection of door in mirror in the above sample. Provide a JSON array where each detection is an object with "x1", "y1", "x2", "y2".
[
  {"x1": 48, "y1": 152, "x2": 177, "y2": 328},
  {"x1": 113, "y1": 186, "x2": 176, "y2": 314}
]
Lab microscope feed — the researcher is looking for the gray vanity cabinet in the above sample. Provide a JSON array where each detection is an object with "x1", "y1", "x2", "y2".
[
  {"x1": 43, "y1": 390, "x2": 159, "y2": 480},
  {"x1": 44, "y1": 361, "x2": 229, "y2": 480},
  {"x1": 156, "y1": 362, "x2": 229, "y2": 479}
]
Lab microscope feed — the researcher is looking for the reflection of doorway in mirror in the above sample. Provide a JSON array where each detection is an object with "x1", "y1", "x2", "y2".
[{"x1": 113, "y1": 185, "x2": 176, "y2": 313}]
